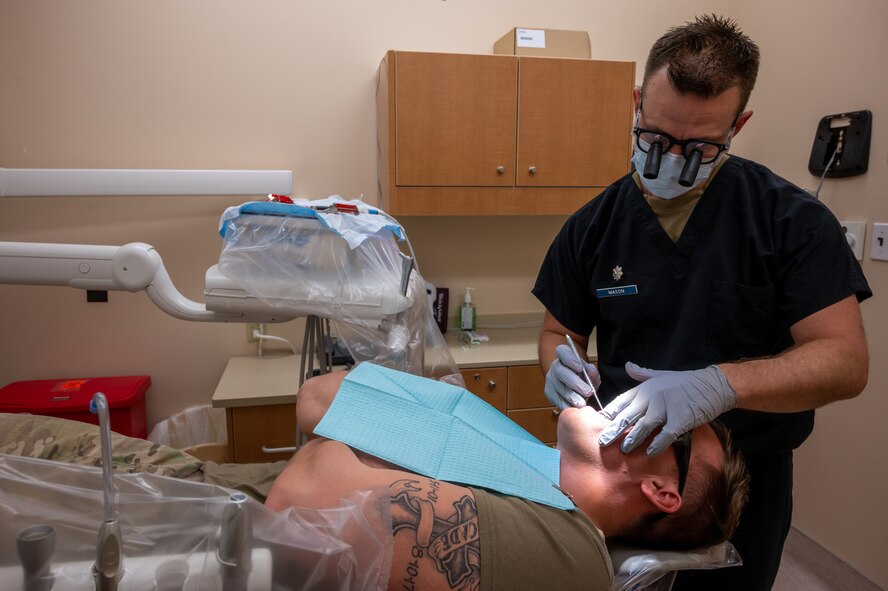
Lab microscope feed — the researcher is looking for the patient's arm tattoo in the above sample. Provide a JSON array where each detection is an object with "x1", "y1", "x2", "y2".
[{"x1": 390, "y1": 478, "x2": 480, "y2": 591}]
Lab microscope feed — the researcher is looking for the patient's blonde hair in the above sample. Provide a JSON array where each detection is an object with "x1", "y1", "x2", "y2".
[{"x1": 615, "y1": 421, "x2": 749, "y2": 550}]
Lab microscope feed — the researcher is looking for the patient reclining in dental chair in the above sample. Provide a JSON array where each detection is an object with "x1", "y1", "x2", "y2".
[
  {"x1": 265, "y1": 364, "x2": 750, "y2": 591},
  {"x1": 0, "y1": 364, "x2": 746, "y2": 591}
]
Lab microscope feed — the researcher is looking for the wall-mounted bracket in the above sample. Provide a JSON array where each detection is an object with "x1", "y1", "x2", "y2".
[{"x1": 808, "y1": 110, "x2": 871, "y2": 178}]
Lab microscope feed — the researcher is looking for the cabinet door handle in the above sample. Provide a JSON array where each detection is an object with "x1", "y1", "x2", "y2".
[
  {"x1": 496, "y1": 166, "x2": 505, "y2": 174},
  {"x1": 261, "y1": 445, "x2": 296, "y2": 454},
  {"x1": 488, "y1": 380, "x2": 497, "y2": 389},
  {"x1": 552, "y1": 409, "x2": 561, "y2": 417},
  {"x1": 528, "y1": 166, "x2": 537, "y2": 174}
]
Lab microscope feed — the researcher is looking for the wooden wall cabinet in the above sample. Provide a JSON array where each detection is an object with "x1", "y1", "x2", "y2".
[{"x1": 377, "y1": 50, "x2": 636, "y2": 215}]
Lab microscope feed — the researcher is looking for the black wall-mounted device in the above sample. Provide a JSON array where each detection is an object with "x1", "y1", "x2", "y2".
[{"x1": 808, "y1": 110, "x2": 872, "y2": 178}]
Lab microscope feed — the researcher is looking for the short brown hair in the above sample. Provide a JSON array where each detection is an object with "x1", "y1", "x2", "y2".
[
  {"x1": 615, "y1": 421, "x2": 749, "y2": 550},
  {"x1": 642, "y1": 14, "x2": 761, "y2": 114}
]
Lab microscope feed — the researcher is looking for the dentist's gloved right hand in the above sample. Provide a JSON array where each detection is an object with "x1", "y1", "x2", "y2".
[
  {"x1": 544, "y1": 344, "x2": 602, "y2": 410},
  {"x1": 598, "y1": 362, "x2": 737, "y2": 456}
]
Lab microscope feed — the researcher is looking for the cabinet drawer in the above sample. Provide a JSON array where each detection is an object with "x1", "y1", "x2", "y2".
[
  {"x1": 507, "y1": 407, "x2": 560, "y2": 444},
  {"x1": 507, "y1": 365, "x2": 548, "y2": 409},
  {"x1": 229, "y1": 404, "x2": 297, "y2": 463},
  {"x1": 460, "y1": 368, "x2": 507, "y2": 413}
]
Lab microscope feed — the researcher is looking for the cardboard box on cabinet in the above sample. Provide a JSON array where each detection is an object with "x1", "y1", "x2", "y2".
[{"x1": 494, "y1": 27, "x2": 591, "y2": 58}]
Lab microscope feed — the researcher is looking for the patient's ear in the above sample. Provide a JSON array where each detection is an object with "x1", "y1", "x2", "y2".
[{"x1": 640, "y1": 478, "x2": 682, "y2": 514}]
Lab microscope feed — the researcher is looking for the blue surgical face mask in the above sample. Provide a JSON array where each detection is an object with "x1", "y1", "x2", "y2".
[{"x1": 632, "y1": 139, "x2": 716, "y2": 200}]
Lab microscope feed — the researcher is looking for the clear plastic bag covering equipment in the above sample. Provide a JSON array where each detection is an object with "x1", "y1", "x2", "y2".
[
  {"x1": 217, "y1": 201, "x2": 410, "y2": 322},
  {"x1": 609, "y1": 541, "x2": 741, "y2": 591},
  {"x1": 214, "y1": 198, "x2": 461, "y2": 384},
  {"x1": 147, "y1": 405, "x2": 228, "y2": 449},
  {"x1": 0, "y1": 454, "x2": 393, "y2": 591}
]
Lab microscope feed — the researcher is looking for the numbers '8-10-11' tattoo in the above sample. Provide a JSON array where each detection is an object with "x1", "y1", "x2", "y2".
[{"x1": 390, "y1": 478, "x2": 480, "y2": 591}]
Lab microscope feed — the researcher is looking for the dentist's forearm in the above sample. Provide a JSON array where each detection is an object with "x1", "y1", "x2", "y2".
[
  {"x1": 539, "y1": 311, "x2": 590, "y2": 374},
  {"x1": 719, "y1": 296, "x2": 868, "y2": 413}
]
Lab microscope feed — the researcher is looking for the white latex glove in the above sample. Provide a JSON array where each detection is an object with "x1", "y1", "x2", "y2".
[
  {"x1": 544, "y1": 344, "x2": 602, "y2": 410},
  {"x1": 597, "y1": 362, "x2": 737, "y2": 455}
]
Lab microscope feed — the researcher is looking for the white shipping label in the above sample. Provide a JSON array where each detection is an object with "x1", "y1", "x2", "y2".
[{"x1": 516, "y1": 28, "x2": 546, "y2": 48}]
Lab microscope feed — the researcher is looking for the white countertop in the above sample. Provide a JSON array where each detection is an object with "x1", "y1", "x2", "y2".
[
  {"x1": 212, "y1": 354, "x2": 304, "y2": 408},
  {"x1": 213, "y1": 326, "x2": 596, "y2": 408},
  {"x1": 444, "y1": 326, "x2": 542, "y2": 368}
]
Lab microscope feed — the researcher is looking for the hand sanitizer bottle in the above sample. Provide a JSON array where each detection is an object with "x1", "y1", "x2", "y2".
[{"x1": 460, "y1": 287, "x2": 476, "y2": 331}]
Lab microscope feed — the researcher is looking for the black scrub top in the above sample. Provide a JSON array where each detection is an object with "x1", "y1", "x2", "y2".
[{"x1": 533, "y1": 156, "x2": 872, "y2": 458}]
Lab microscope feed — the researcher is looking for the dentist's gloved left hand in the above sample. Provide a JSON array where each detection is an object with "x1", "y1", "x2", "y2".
[
  {"x1": 598, "y1": 362, "x2": 738, "y2": 455},
  {"x1": 544, "y1": 344, "x2": 602, "y2": 410}
]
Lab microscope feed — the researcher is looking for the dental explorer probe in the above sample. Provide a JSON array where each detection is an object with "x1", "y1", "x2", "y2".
[
  {"x1": 90, "y1": 393, "x2": 122, "y2": 591},
  {"x1": 565, "y1": 334, "x2": 604, "y2": 411}
]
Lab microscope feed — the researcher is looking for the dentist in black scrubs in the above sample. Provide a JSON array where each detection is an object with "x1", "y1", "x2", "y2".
[{"x1": 533, "y1": 14, "x2": 871, "y2": 591}]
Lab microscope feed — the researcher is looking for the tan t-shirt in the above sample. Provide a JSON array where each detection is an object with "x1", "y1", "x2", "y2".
[
  {"x1": 472, "y1": 486, "x2": 613, "y2": 591},
  {"x1": 635, "y1": 154, "x2": 731, "y2": 243}
]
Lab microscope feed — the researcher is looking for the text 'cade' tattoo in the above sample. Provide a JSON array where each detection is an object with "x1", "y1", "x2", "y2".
[{"x1": 390, "y1": 479, "x2": 480, "y2": 591}]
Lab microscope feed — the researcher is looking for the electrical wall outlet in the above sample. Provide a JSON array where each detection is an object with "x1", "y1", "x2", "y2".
[
  {"x1": 871, "y1": 223, "x2": 888, "y2": 261},
  {"x1": 839, "y1": 221, "x2": 866, "y2": 261},
  {"x1": 246, "y1": 322, "x2": 263, "y2": 342}
]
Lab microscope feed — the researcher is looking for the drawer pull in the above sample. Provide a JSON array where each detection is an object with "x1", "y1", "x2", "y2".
[
  {"x1": 496, "y1": 166, "x2": 505, "y2": 174},
  {"x1": 552, "y1": 409, "x2": 561, "y2": 417},
  {"x1": 488, "y1": 380, "x2": 497, "y2": 389},
  {"x1": 261, "y1": 445, "x2": 296, "y2": 454},
  {"x1": 528, "y1": 166, "x2": 537, "y2": 174}
]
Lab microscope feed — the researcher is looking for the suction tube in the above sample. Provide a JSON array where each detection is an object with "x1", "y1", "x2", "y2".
[
  {"x1": 642, "y1": 141, "x2": 663, "y2": 179},
  {"x1": 679, "y1": 148, "x2": 703, "y2": 187},
  {"x1": 90, "y1": 393, "x2": 122, "y2": 591},
  {"x1": 89, "y1": 394, "x2": 115, "y2": 522}
]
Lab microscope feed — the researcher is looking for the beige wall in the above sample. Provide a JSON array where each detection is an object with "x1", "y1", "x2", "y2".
[
  {"x1": 1, "y1": 0, "x2": 885, "y2": 586},
  {"x1": 732, "y1": 1, "x2": 888, "y2": 586}
]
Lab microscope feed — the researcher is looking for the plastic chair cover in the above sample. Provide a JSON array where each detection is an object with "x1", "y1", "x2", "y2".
[{"x1": 0, "y1": 454, "x2": 393, "y2": 591}]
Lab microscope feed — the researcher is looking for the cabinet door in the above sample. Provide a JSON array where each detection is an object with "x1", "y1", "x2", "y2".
[
  {"x1": 517, "y1": 58, "x2": 635, "y2": 187},
  {"x1": 229, "y1": 404, "x2": 297, "y2": 463},
  {"x1": 507, "y1": 365, "x2": 556, "y2": 444},
  {"x1": 507, "y1": 364, "x2": 548, "y2": 409},
  {"x1": 395, "y1": 52, "x2": 518, "y2": 187},
  {"x1": 460, "y1": 367, "x2": 507, "y2": 413},
  {"x1": 507, "y1": 408, "x2": 560, "y2": 445}
]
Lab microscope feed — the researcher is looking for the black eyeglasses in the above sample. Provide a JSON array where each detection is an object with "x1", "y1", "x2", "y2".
[
  {"x1": 633, "y1": 127, "x2": 733, "y2": 165},
  {"x1": 673, "y1": 431, "x2": 692, "y2": 495}
]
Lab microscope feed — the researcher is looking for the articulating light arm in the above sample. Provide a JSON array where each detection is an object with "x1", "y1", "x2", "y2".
[{"x1": 0, "y1": 241, "x2": 291, "y2": 323}]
